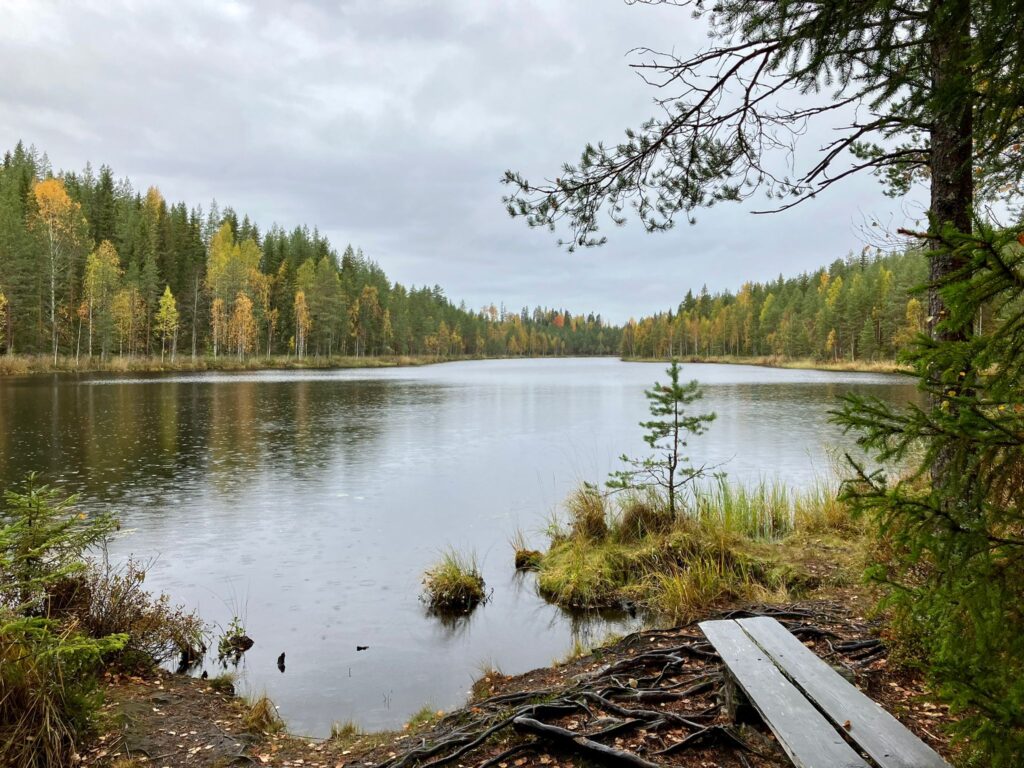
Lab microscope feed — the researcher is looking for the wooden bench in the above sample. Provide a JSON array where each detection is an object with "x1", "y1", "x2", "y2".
[{"x1": 699, "y1": 617, "x2": 949, "y2": 768}]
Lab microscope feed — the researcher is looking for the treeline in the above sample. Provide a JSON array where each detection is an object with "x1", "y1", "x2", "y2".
[
  {"x1": 621, "y1": 249, "x2": 929, "y2": 361},
  {"x1": 0, "y1": 142, "x2": 619, "y2": 364}
]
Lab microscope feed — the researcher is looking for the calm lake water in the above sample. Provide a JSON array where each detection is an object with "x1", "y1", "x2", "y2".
[{"x1": 0, "y1": 358, "x2": 918, "y2": 735}]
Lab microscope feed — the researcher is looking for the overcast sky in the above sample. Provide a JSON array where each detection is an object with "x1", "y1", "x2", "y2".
[{"x1": 1, "y1": 0, "x2": 925, "y2": 323}]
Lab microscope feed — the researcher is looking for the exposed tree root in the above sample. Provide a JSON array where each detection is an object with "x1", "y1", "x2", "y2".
[{"x1": 371, "y1": 603, "x2": 902, "y2": 768}]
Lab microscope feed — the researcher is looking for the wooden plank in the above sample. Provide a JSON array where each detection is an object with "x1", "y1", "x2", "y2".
[
  {"x1": 738, "y1": 617, "x2": 950, "y2": 768},
  {"x1": 699, "y1": 619, "x2": 869, "y2": 768}
]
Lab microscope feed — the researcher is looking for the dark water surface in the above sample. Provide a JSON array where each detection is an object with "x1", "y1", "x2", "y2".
[{"x1": 0, "y1": 358, "x2": 917, "y2": 734}]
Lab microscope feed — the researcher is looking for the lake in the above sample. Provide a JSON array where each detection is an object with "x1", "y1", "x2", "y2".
[{"x1": 0, "y1": 358, "x2": 918, "y2": 735}]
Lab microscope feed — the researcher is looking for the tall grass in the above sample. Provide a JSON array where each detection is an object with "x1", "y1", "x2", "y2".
[
  {"x1": 243, "y1": 693, "x2": 284, "y2": 734},
  {"x1": 0, "y1": 619, "x2": 124, "y2": 768},
  {"x1": 693, "y1": 478, "x2": 796, "y2": 539}
]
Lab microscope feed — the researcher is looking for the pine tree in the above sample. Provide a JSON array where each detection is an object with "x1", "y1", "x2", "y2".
[{"x1": 607, "y1": 360, "x2": 716, "y2": 515}]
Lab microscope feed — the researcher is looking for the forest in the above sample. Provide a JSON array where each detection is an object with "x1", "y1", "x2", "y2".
[
  {"x1": 621, "y1": 249, "x2": 930, "y2": 361},
  {"x1": 0, "y1": 142, "x2": 619, "y2": 365}
]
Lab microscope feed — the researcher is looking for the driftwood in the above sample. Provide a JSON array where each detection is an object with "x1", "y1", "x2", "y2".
[{"x1": 372, "y1": 603, "x2": 885, "y2": 768}]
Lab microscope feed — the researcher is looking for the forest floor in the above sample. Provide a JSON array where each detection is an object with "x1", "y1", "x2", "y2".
[
  {"x1": 624, "y1": 354, "x2": 912, "y2": 375},
  {"x1": 82, "y1": 599, "x2": 961, "y2": 768}
]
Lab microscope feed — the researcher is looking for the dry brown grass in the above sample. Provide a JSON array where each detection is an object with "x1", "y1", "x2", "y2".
[
  {"x1": 0, "y1": 353, "x2": 447, "y2": 377},
  {"x1": 243, "y1": 694, "x2": 284, "y2": 734},
  {"x1": 623, "y1": 354, "x2": 911, "y2": 375}
]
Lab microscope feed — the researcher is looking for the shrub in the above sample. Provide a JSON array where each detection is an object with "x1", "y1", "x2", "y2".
[
  {"x1": 0, "y1": 476, "x2": 137, "y2": 768},
  {"x1": 422, "y1": 550, "x2": 486, "y2": 614},
  {"x1": 0, "y1": 615, "x2": 125, "y2": 768},
  {"x1": 217, "y1": 615, "x2": 253, "y2": 662},
  {"x1": 61, "y1": 556, "x2": 206, "y2": 665}
]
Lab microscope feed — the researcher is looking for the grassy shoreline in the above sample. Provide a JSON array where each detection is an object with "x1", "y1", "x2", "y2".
[
  {"x1": 0, "y1": 351, "x2": 913, "y2": 378},
  {"x1": 624, "y1": 353, "x2": 912, "y2": 375},
  {"x1": 531, "y1": 479, "x2": 870, "y2": 623},
  {"x1": 0, "y1": 352, "x2": 463, "y2": 377}
]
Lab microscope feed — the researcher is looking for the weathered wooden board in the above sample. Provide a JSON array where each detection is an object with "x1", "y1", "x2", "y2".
[
  {"x1": 738, "y1": 616, "x2": 950, "y2": 768},
  {"x1": 699, "y1": 619, "x2": 869, "y2": 768}
]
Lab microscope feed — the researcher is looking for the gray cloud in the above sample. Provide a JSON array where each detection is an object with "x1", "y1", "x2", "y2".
[{"x1": 0, "y1": 0, "x2": 924, "y2": 323}]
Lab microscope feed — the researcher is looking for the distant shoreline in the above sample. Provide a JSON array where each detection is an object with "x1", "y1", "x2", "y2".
[
  {"x1": 0, "y1": 353, "x2": 621, "y2": 378},
  {"x1": 0, "y1": 352, "x2": 912, "y2": 378},
  {"x1": 0, "y1": 353, "x2": 456, "y2": 378},
  {"x1": 622, "y1": 354, "x2": 913, "y2": 375}
]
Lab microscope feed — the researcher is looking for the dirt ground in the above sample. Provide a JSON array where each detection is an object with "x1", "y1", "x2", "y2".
[{"x1": 85, "y1": 599, "x2": 958, "y2": 768}]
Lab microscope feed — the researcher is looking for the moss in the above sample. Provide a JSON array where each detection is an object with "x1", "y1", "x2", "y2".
[
  {"x1": 514, "y1": 549, "x2": 543, "y2": 570},
  {"x1": 207, "y1": 672, "x2": 236, "y2": 696},
  {"x1": 470, "y1": 665, "x2": 505, "y2": 701}
]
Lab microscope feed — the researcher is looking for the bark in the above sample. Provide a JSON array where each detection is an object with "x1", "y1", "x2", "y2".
[{"x1": 927, "y1": 0, "x2": 974, "y2": 481}]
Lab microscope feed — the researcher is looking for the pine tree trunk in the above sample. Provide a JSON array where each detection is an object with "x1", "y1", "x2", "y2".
[{"x1": 928, "y1": 0, "x2": 974, "y2": 481}]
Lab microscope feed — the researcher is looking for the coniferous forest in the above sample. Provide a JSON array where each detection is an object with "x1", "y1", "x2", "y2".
[
  {"x1": 0, "y1": 140, "x2": 935, "y2": 372},
  {"x1": 0, "y1": 142, "x2": 619, "y2": 365},
  {"x1": 621, "y1": 250, "x2": 930, "y2": 362},
  {"x1": 3, "y1": 1, "x2": 1024, "y2": 766}
]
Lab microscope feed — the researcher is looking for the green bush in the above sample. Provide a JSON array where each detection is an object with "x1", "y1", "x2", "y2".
[
  {"x1": 68, "y1": 556, "x2": 206, "y2": 664},
  {"x1": 0, "y1": 476, "x2": 136, "y2": 767}
]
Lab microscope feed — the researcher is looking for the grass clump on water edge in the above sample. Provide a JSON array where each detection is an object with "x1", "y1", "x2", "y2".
[
  {"x1": 510, "y1": 530, "x2": 542, "y2": 571},
  {"x1": 422, "y1": 550, "x2": 486, "y2": 614},
  {"x1": 244, "y1": 693, "x2": 284, "y2": 734},
  {"x1": 535, "y1": 477, "x2": 860, "y2": 622}
]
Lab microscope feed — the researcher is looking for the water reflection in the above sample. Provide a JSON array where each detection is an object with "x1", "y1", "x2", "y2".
[{"x1": 0, "y1": 359, "x2": 919, "y2": 735}]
